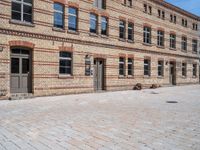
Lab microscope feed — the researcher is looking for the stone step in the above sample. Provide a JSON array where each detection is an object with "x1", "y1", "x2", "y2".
[{"x1": 9, "y1": 93, "x2": 34, "y2": 100}]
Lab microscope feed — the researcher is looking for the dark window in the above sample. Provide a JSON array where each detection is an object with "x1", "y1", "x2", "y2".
[
  {"x1": 119, "y1": 20, "x2": 126, "y2": 39},
  {"x1": 119, "y1": 57, "x2": 125, "y2": 76},
  {"x1": 182, "y1": 19, "x2": 187, "y2": 27},
  {"x1": 170, "y1": 14, "x2": 173, "y2": 22},
  {"x1": 68, "y1": 7, "x2": 78, "y2": 31},
  {"x1": 11, "y1": 58, "x2": 20, "y2": 74},
  {"x1": 93, "y1": 0, "x2": 106, "y2": 9},
  {"x1": 127, "y1": 0, "x2": 132, "y2": 7},
  {"x1": 192, "y1": 39, "x2": 198, "y2": 53},
  {"x1": 182, "y1": 63, "x2": 187, "y2": 77},
  {"x1": 158, "y1": 60, "x2": 164, "y2": 77},
  {"x1": 128, "y1": 58, "x2": 133, "y2": 76},
  {"x1": 143, "y1": 26, "x2": 151, "y2": 44},
  {"x1": 158, "y1": 9, "x2": 161, "y2": 18},
  {"x1": 59, "y1": 52, "x2": 72, "y2": 75},
  {"x1": 54, "y1": 3, "x2": 64, "y2": 28},
  {"x1": 157, "y1": 30, "x2": 164, "y2": 47},
  {"x1": 101, "y1": 16, "x2": 108, "y2": 35},
  {"x1": 144, "y1": 4, "x2": 147, "y2": 13},
  {"x1": 181, "y1": 37, "x2": 187, "y2": 51},
  {"x1": 11, "y1": 0, "x2": 33, "y2": 23},
  {"x1": 174, "y1": 15, "x2": 176, "y2": 23},
  {"x1": 148, "y1": 6, "x2": 152, "y2": 15},
  {"x1": 128, "y1": 22, "x2": 134, "y2": 41},
  {"x1": 170, "y1": 34, "x2": 176, "y2": 49},
  {"x1": 162, "y1": 11, "x2": 165, "y2": 19},
  {"x1": 90, "y1": 13, "x2": 98, "y2": 33},
  {"x1": 144, "y1": 59, "x2": 150, "y2": 76},
  {"x1": 193, "y1": 64, "x2": 197, "y2": 77},
  {"x1": 22, "y1": 58, "x2": 29, "y2": 74}
]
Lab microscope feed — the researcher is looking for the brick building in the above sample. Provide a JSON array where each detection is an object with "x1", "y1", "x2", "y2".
[{"x1": 0, "y1": 0, "x2": 199, "y2": 98}]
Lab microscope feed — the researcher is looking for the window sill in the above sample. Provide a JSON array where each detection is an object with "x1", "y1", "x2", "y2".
[
  {"x1": 192, "y1": 76, "x2": 197, "y2": 78},
  {"x1": 9, "y1": 19, "x2": 35, "y2": 27},
  {"x1": 143, "y1": 43, "x2": 152, "y2": 46},
  {"x1": 157, "y1": 45, "x2": 165, "y2": 49},
  {"x1": 52, "y1": 27, "x2": 65, "y2": 33},
  {"x1": 127, "y1": 75, "x2": 134, "y2": 79},
  {"x1": 182, "y1": 76, "x2": 187, "y2": 79},
  {"x1": 143, "y1": 75, "x2": 151, "y2": 78},
  {"x1": 181, "y1": 50, "x2": 187, "y2": 53},
  {"x1": 192, "y1": 51, "x2": 198, "y2": 54},
  {"x1": 67, "y1": 30, "x2": 79, "y2": 35},
  {"x1": 127, "y1": 39, "x2": 134, "y2": 43},
  {"x1": 118, "y1": 75, "x2": 126, "y2": 79},
  {"x1": 118, "y1": 38, "x2": 126, "y2": 42},
  {"x1": 100, "y1": 34, "x2": 109, "y2": 39},
  {"x1": 58, "y1": 74, "x2": 74, "y2": 79},
  {"x1": 157, "y1": 76, "x2": 164, "y2": 79},
  {"x1": 89, "y1": 32, "x2": 98, "y2": 37},
  {"x1": 169, "y1": 48, "x2": 176, "y2": 51}
]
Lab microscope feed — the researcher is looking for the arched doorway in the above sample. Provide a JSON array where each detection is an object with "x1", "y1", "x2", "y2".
[{"x1": 10, "y1": 48, "x2": 32, "y2": 93}]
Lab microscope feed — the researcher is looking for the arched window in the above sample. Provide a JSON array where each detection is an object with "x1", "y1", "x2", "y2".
[{"x1": 11, "y1": 0, "x2": 33, "y2": 23}]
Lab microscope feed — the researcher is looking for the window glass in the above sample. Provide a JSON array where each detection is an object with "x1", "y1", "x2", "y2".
[
  {"x1": 128, "y1": 23, "x2": 134, "y2": 41},
  {"x1": 143, "y1": 27, "x2": 151, "y2": 44},
  {"x1": 144, "y1": 59, "x2": 150, "y2": 76},
  {"x1": 119, "y1": 20, "x2": 125, "y2": 39},
  {"x1": 158, "y1": 60, "x2": 164, "y2": 77},
  {"x1": 128, "y1": 58, "x2": 133, "y2": 75},
  {"x1": 11, "y1": 58, "x2": 20, "y2": 74},
  {"x1": 54, "y1": 3, "x2": 64, "y2": 28},
  {"x1": 101, "y1": 17, "x2": 108, "y2": 35},
  {"x1": 68, "y1": 7, "x2": 77, "y2": 31},
  {"x1": 119, "y1": 57, "x2": 125, "y2": 75},
  {"x1": 59, "y1": 52, "x2": 72, "y2": 75},
  {"x1": 90, "y1": 14, "x2": 97, "y2": 33}
]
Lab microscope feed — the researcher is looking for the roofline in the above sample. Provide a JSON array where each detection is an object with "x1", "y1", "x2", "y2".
[{"x1": 152, "y1": 0, "x2": 200, "y2": 21}]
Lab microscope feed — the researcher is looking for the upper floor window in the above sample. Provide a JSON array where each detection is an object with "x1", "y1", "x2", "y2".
[
  {"x1": 119, "y1": 20, "x2": 126, "y2": 39},
  {"x1": 119, "y1": 57, "x2": 125, "y2": 76},
  {"x1": 170, "y1": 14, "x2": 176, "y2": 23},
  {"x1": 144, "y1": 4, "x2": 151, "y2": 15},
  {"x1": 93, "y1": 0, "x2": 106, "y2": 9},
  {"x1": 124, "y1": 0, "x2": 132, "y2": 7},
  {"x1": 158, "y1": 10, "x2": 165, "y2": 19},
  {"x1": 182, "y1": 19, "x2": 187, "y2": 27},
  {"x1": 128, "y1": 22, "x2": 134, "y2": 41},
  {"x1": 68, "y1": 7, "x2": 78, "y2": 31},
  {"x1": 170, "y1": 34, "x2": 176, "y2": 49},
  {"x1": 54, "y1": 3, "x2": 64, "y2": 29},
  {"x1": 181, "y1": 36, "x2": 187, "y2": 51},
  {"x1": 193, "y1": 23, "x2": 198, "y2": 31},
  {"x1": 59, "y1": 52, "x2": 72, "y2": 75},
  {"x1": 101, "y1": 16, "x2": 108, "y2": 35},
  {"x1": 192, "y1": 39, "x2": 198, "y2": 53},
  {"x1": 143, "y1": 26, "x2": 151, "y2": 44},
  {"x1": 11, "y1": 0, "x2": 33, "y2": 23},
  {"x1": 157, "y1": 30, "x2": 164, "y2": 47},
  {"x1": 90, "y1": 13, "x2": 98, "y2": 33}
]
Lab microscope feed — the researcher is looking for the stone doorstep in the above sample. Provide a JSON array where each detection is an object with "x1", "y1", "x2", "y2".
[{"x1": 9, "y1": 93, "x2": 34, "y2": 100}]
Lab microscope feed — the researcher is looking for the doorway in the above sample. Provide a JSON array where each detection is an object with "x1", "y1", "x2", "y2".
[
  {"x1": 93, "y1": 58, "x2": 105, "y2": 91},
  {"x1": 10, "y1": 48, "x2": 32, "y2": 93},
  {"x1": 169, "y1": 62, "x2": 176, "y2": 85}
]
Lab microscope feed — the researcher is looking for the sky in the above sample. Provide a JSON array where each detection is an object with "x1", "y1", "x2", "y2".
[{"x1": 165, "y1": 0, "x2": 200, "y2": 16}]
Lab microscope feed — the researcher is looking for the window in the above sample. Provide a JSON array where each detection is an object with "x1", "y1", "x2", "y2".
[
  {"x1": 148, "y1": 6, "x2": 152, "y2": 15},
  {"x1": 128, "y1": 22, "x2": 134, "y2": 41},
  {"x1": 143, "y1": 26, "x2": 151, "y2": 44},
  {"x1": 192, "y1": 39, "x2": 198, "y2": 53},
  {"x1": 157, "y1": 30, "x2": 164, "y2": 47},
  {"x1": 128, "y1": 58, "x2": 134, "y2": 75},
  {"x1": 144, "y1": 59, "x2": 150, "y2": 76},
  {"x1": 101, "y1": 16, "x2": 108, "y2": 35},
  {"x1": 162, "y1": 11, "x2": 165, "y2": 19},
  {"x1": 59, "y1": 52, "x2": 72, "y2": 75},
  {"x1": 182, "y1": 63, "x2": 187, "y2": 77},
  {"x1": 193, "y1": 64, "x2": 197, "y2": 77},
  {"x1": 90, "y1": 13, "x2": 98, "y2": 33},
  {"x1": 123, "y1": 0, "x2": 132, "y2": 7},
  {"x1": 181, "y1": 36, "x2": 187, "y2": 51},
  {"x1": 170, "y1": 34, "x2": 176, "y2": 49},
  {"x1": 54, "y1": 3, "x2": 64, "y2": 28},
  {"x1": 11, "y1": 0, "x2": 33, "y2": 23},
  {"x1": 170, "y1": 14, "x2": 176, "y2": 23},
  {"x1": 68, "y1": 7, "x2": 78, "y2": 31},
  {"x1": 119, "y1": 57, "x2": 125, "y2": 76},
  {"x1": 93, "y1": 0, "x2": 106, "y2": 9},
  {"x1": 158, "y1": 9, "x2": 161, "y2": 18},
  {"x1": 158, "y1": 60, "x2": 164, "y2": 77},
  {"x1": 193, "y1": 23, "x2": 198, "y2": 30},
  {"x1": 144, "y1": 4, "x2": 147, "y2": 13},
  {"x1": 119, "y1": 20, "x2": 126, "y2": 39},
  {"x1": 182, "y1": 19, "x2": 187, "y2": 27}
]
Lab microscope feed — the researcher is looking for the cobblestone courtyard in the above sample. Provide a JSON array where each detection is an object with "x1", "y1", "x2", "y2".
[{"x1": 0, "y1": 85, "x2": 200, "y2": 150}]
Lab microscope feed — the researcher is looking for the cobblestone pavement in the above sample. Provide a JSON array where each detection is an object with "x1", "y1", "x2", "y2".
[{"x1": 0, "y1": 85, "x2": 200, "y2": 150}]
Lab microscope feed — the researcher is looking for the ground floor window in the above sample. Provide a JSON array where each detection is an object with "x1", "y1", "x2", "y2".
[
  {"x1": 59, "y1": 52, "x2": 72, "y2": 75},
  {"x1": 158, "y1": 60, "x2": 164, "y2": 77},
  {"x1": 193, "y1": 64, "x2": 197, "y2": 77},
  {"x1": 182, "y1": 63, "x2": 187, "y2": 77},
  {"x1": 119, "y1": 57, "x2": 125, "y2": 76},
  {"x1": 128, "y1": 58, "x2": 134, "y2": 75},
  {"x1": 144, "y1": 59, "x2": 151, "y2": 76}
]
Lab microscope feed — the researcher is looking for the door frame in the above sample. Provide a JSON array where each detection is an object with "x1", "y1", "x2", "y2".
[
  {"x1": 10, "y1": 47, "x2": 33, "y2": 93},
  {"x1": 169, "y1": 61, "x2": 176, "y2": 85},
  {"x1": 93, "y1": 58, "x2": 106, "y2": 91}
]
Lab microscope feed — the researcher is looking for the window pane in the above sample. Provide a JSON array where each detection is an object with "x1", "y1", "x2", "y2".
[
  {"x1": 54, "y1": 3, "x2": 64, "y2": 11},
  {"x1": 101, "y1": 17, "x2": 107, "y2": 35},
  {"x1": 11, "y1": 58, "x2": 20, "y2": 74},
  {"x1": 12, "y1": 2, "x2": 21, "y2": 20},
  {"x1": 24, "y1": 0, "x2": 32, "y2": 4},
  {"x1": 54, "y1": 13, "x2": 64, "y2": 28},
  {"x1": 90, "y1": 14, "x2": 97, "y2": 33},
  {"x1": 22, "y1": 58, "x2": 29, "y2": 74},
  {"x1": 60, "y1": 52, "x2": 72, "y2": 58},
  {"x1": 23, "y1": 5, "x2": 32, "y2": 14},
  {"x1": 23, "y1": 14, "x2": 32, "y2": 22}
]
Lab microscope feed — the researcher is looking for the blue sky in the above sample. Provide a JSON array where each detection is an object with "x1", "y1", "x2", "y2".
[{"x1": 166, "y1": 0, "x2": 200, "y2": 16}]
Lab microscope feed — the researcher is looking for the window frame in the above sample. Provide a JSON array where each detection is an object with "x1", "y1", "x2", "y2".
[
  {"x1": 119, "y1": 20, "x2": 126, "y2": 39},
  {"x1": 101, "y1": 16, "x2": 108, "y2": 36},
  {"x1": 11, "y1": 0, "x2": 33, "y2": 23},
  {"x1": 68, "y1": 7, "x2": 78, "y2": 31},
  {"x1": 193, "y1": 64, "x2": 197, "y2": 77},
  {"x1": 53, "y1": 3, "x2": 65, "y2": 29},
  {"x1": 192, "y1": 39, "x2": 198, "y2": 53},
  {"x1": 90, "y1": 13, "x2": 98, "y2": 34},
  {"x1": 182, "y1": 63, "x2": 187, "y2": 77},
  {"x1": 143, "y1": 26, "x2": 151, "y2": 44},
  {"x1": 158, "y1": 60, "x2": 164, "y2": 77},
  {"x1": 128, "y1": 22, "x2": 134, "y2": 41},
  {"x1": 144, "y1": 59, "x2": 151, "y2": 76},
  {"x1": 157, "y1": 30, "x2": 164, "y2": 47},
  {"x1": 170, "y1": 34, "x2": 176, "y2": 49},
  {"x1": 181, "y1": 36, "x2": 187, "y2": 51},
  {"x1": 119, "y1": 57, "x2": 126, "y2": 76},
  {"x1": 93, "y1": 0, "x2": 106, "y2": 9},
  {"x1": 59, "y1": 51, "x2": 73, "y2": 75},
  {"x1": 128, "y1": 58, "x2": 134, "y2": 76}
]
